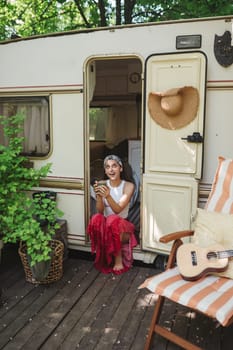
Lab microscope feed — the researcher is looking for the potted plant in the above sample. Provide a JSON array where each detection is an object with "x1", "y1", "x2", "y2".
[{"x1": 0, "y1": 113, "x2": 64, "y2": 282}]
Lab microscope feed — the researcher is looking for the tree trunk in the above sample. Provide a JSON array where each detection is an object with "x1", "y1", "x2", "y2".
[
  {"x1": 98, "y1": 0, "x2": 107, "y2": 26},
  {"x1": 124, "y1": 0, "x2": 136, "y2": 24},
  {"x1": 116, "y1": 0, "x2": 121, "y2": 25}
]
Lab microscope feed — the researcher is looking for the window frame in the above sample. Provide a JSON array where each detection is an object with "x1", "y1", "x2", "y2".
[{"x1": 0, "y1": 94, "x2": 51, "y2": 159}]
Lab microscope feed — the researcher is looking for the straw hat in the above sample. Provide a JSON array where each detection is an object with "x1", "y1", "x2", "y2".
[{"x1": 148, "y1": 86, "x2": 199, "y2": 130}]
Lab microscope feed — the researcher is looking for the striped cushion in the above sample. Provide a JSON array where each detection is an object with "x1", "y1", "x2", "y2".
[
  {"x1": 139, "y1": 267, "x2": 233, "y2": 326},
  {"x1": 206, "y1": 156, "x2": 233, "y2": 214}
]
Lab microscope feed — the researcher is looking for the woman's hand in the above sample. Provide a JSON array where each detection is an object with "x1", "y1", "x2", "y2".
[
  {"x1": 93, "y1": 182, "x2": 110, "y2": 198},
  {"x1": 94, "y1": 184, "x2": 110, "y2": 198}
]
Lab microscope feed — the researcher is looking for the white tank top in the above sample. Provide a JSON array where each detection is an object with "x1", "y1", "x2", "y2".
[{"x1": 104, "y1": 180, "x2": 129, "y2": 218}]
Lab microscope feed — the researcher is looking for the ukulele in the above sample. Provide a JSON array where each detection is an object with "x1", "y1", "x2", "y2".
[{"x1": 176, "y1": 243, "x2": 233, "y2": 281}]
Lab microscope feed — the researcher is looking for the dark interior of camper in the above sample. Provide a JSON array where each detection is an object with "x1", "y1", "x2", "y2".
[{"x1": 88, "y1": 57, "x2": 142, "y2": 237}]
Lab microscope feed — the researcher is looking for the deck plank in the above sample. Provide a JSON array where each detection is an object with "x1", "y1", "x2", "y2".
[
  {"x1": 131, "y1": 291, "x2": 158, "y2": 350},
  {"x1": 188, "y1": 312, "x2": 218, "y2": 350},
  {"x1": 91, "y1": 267, "x2": 144, "y2": 350},
  {"x1": 59, "y1": 273, "x2": 124, "y2": 349},
  {"x1": 1, "y1": 259, "x2": 82, "y2": 349},
  {"x1": 111, "y1": 267, "x2": 156, "y2": 350},
  {"x1": 61, "y1": 266, "x2": 140, "y2": 349},
  {"x1": 41, "y1": 265, "x2": 113, "y2": 348},
  {"x1": 14, "y1": 260, "x2": 97, "y2": 349},
  {"x1": 1, "y1": 245, "x2": 233, "y2": 350}
]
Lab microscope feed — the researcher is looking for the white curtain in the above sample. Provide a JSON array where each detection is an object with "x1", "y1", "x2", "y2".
[
  {"x1": 89, "y1": 61, "x2": 96, "y2": 103},
  {"x1": 106, "y1": 107, "x2": 131, "y2": 145},
  {"x1": 0, "y1": 101, "x2": 49, "y2": 155},
  {"x1": 18, "y1": 104, "x2": 49, "y2": 154}
]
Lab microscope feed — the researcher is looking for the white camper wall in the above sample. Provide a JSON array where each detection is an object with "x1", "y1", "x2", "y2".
[
  {"x1": 202, "y1": 88, "x2": 233, "y2": 184},
  {"x1": 0, "y1": 18, "x2": 231, "y2": 91},
  {"x1": 33, "y1": 92, "x2": 86, "y2": 245}
]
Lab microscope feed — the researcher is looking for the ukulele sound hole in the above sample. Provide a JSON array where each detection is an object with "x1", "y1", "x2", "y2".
[{"x1": 207, "y1": 251, "x2": 218, "y2": 260}]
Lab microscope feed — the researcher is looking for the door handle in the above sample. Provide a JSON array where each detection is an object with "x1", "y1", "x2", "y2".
[{"x1": 181, "y1": 132, "x2": 203, "y2": 143}]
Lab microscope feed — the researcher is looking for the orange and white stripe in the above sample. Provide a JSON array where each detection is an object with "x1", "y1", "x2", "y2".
[
  {"x1": 206, "y1": 157, "x2": 233, "y2": 214},
  {"x1": 143, "y1": 267, "x2": 233, "y2": 326}
]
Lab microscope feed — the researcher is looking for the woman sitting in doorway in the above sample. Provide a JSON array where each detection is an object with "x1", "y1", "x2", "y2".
[{"x1": 88, "y1": 154, "x2": 138, "y2": 275}]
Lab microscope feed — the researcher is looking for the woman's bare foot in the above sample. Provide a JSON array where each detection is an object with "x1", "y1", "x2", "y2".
[{"x1": 113, "y1": 252, "x2": 124, "y2": 271}]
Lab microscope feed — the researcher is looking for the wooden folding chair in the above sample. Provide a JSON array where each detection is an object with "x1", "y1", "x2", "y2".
[
  {"x1": 143, "y1": 230, "x2": 233, "y2": 349},
  {"x1": 141, "y1": 157, "x2": 233, "y2": 350}
]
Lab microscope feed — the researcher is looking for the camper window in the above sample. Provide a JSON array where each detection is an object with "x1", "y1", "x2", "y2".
[
  {"x1": 0, "y1": 96, "x2": 50, "y2": 157},
  {"x1": 89, "y1": 107, "x2": 110, "y2": 141}
]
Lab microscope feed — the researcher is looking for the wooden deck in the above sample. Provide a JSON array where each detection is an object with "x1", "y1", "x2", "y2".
[{"x1": 0, "y1": 244, "x2": 233, "y2": 350}]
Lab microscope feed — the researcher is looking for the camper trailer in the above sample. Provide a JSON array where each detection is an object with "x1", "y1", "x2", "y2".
[{"x1": 0, "y1": 16, "x2": 233, "y2": 263}]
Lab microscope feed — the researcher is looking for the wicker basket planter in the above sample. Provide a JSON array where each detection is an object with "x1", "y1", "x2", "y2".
[{"x1": 18, "y1": 239, "x2": 64, "y2": 284}]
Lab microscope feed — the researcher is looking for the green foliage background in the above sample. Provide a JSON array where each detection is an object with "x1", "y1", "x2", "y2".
[{"x1": 0, "y1": 0, "x2": 232, "y2": 41}]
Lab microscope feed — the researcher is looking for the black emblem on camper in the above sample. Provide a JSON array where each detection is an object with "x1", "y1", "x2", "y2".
[{"x1": 214, "y1": 31, "x2": 233, "y2": 67}]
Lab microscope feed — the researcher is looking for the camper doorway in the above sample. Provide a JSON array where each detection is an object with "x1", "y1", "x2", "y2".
[{"x1": 86, "y1": 56, "x2": 142, "y2": 242}]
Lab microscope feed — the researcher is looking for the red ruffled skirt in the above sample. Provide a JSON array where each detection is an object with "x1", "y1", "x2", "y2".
[{"x1": 87, "y1": 213, "x2": 138, "y2": 274}]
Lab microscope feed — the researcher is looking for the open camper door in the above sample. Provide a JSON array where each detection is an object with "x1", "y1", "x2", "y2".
[{"x1": 142, "y1": 52, "x2": 207, "y2": 253}]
